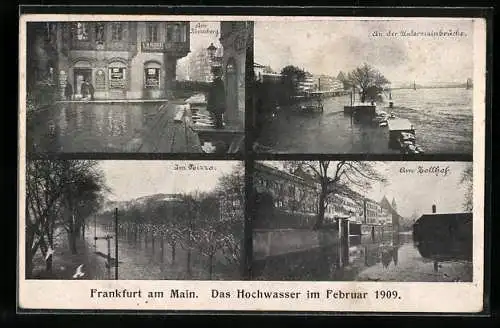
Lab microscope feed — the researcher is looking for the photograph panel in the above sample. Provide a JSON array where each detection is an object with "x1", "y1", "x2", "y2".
[
  {"x1": 22, "y1": 160, "x2": 245, "y2": 281},
  {"x1": 253, "y1": 161, "x2": 474, "y2": 282},
  {"x1": 252, "y1": 19, "x2": 478, "y2": 155},
  {"x1": 24, "y1": 19, "x2": 252, "y2": 154}
]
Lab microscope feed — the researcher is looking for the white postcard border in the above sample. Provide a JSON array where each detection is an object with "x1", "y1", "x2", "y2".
[{"x1": 18, "y1": 14, "x2": 486, "y2": 313}]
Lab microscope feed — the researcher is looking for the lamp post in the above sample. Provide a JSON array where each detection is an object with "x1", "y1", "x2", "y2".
[{"x1": 207, "y1": 43, "x2": 217, "y2": 60}]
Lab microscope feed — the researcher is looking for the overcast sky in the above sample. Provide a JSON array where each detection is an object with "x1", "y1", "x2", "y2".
[
  {"x1": 98, "y1": 160, "x2": 240, "y2": 202},
  {"x1": 255, "y1": 19, "x2": 474, "y2": 85},
  {"x1": 260, "y1": 161, "x2": 471, "y2": 218}
]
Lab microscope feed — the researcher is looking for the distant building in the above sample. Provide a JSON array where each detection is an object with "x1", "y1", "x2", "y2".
[
  {"x1": 316, "y1": 75, "x2": 344, "y2": 92},
  {"x1": 254, "y1": 63, "x2": 282, "y2": 83},
  {"x1": 188, "y1": 43, "x2": 223, "y2": 82},
  {"x1": 297, "y1": 72, "x2": 315, "y2": 93},
  {"x1": 44, "y1": 21, "x2": 190, "y2": 100}
]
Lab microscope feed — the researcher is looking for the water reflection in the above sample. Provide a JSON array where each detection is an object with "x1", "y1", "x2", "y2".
[
  {"x1": 28, "y1": 102, "x2": 160, "y2": 152},
  {"x1": 253, "y1": 231, "x2": 472, "y2": 282}
]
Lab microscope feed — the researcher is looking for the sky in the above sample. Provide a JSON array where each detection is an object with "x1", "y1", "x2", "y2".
[
  {"x1": 98, "y1": 160, "x2": 240, "y2": 202},
  {"x1": 255, "y1": 19, "x2": 474, "y2": 85},
  {"x1": 260, "y1": 161, "x2": 471, "y2": 218}
]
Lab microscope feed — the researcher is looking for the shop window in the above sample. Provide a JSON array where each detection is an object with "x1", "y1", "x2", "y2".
[
  {"x1": 73, "y1": 22, "x2": 89, "y2": 41},
  {"x1": 111, "y1": 23, "x2": 123, "y2": 41},
  {"x1": 167, "y1": 23, "x2": 187, "y2": 42},
  {"x1": 109, "y1": 67, "x2": 126, "y2": 89},
  {"x1": 147, "y1": 23, "x2": 159, "y2": 42},
  {"x1": 95, "y1": 23, "x2": 105, "y2": 43},
  {"x1": 144, "y1": 68, "x2": 160, "y2": 88}
]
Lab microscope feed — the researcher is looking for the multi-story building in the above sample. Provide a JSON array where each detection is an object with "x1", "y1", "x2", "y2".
[
  {"x1": 316, "y1": 75, "x2": 344, "y2": 92},
  {"x1": 47, "y1": 21, "x2": 190, "y2": 100},
  {"x1": 363, "y1": 198, "x2": 382, "y2": 225},
  {"x1": 188, "y1": 43, "x2": 223, "y2": 82},
  {"x1": 297, "y1": 72, "x2": 316, "y2": 94},
  {"x1": 254, "y1": 63, "x2": 282, "y2": 83},
  {"x1": 325, "y1": 193, "x2": 364, "y2": 224},
  {"x1": 254, "y1": 162, "x2": 319, "y2": 215},
  {"x1": 380, "y1": 196, "x2": 401, "y2": 231}
]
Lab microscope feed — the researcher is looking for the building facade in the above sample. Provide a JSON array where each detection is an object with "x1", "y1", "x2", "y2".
[
  {"x1": 49, "y1": 21, "x2": 190, "y2": 100},
  {"x1": 219, "y1": 21, "x2": 252, "y2": 130},
  {"x1": 254, "y1": 162, "x2": 319, "y2": 215},
  {"x1": 297, "y1": 72, "x2": 316, "y2": 94},
  {"x1": 316, "y1": 75, "x2": 344, "y2": 92},
  {"x1": 188, "y1": 44, "x2": 223, "y2": 82}
]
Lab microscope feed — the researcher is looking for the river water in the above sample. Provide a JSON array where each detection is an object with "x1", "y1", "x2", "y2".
[
  {"x1": 257, "y1": 88, "x2": 473, "y2": 154},
  {"x1": 253, "y1": 232, "x2": 473, "y2": 282}
]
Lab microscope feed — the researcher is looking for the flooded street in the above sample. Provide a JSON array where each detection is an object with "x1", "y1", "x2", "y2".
[
  {"x1": 83, "y1": 223, "x2": 239, "y2": 280},
  {"x1": 27, "y1": 101, "x2": 202, "y2": 153},
  {"x1": 253, "y1": 232, "x2": 473, "y2": 282},
  {"x1": 258, "y1": 88, "x2": 473, "y2": 154}
]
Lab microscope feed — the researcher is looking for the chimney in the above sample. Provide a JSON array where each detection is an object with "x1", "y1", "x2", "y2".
[{"x1": 432, "y1": 204, "x2": 436, "y2": 213}]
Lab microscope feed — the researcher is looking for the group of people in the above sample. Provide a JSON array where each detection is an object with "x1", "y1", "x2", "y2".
[{"x1": 64, "y1": 79, "x2": 95, "y2": 101}]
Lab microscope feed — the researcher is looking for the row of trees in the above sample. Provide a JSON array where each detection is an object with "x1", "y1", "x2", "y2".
[
  {"x1": 99, "y1": 164, "x2": 245, "y2": 279},
  {"x1": 26, "y1": 160, "x2": 108, "y2": 278}
]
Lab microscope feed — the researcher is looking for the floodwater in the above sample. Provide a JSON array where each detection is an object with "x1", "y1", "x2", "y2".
[
  {"x1": 253, "y1": 232, "x2": 473, "y2": 282},
  {"x1": 84, "y1": 224, "x2": 239, "y2": 280},
  {"x1": 257, "y1": 88, "x2": 473, "y2": 154},
  {"x1": 27, "y1": 102, "x2": 162, "y2": 152}
]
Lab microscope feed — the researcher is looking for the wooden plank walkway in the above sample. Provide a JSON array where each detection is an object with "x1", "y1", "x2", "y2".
[{"x1": 136, "y1": 102, "x2": 203, "y2": 153}]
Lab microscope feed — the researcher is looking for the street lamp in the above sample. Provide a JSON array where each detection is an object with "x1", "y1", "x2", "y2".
[{"x1": 207, "y1": 43, "x2": 217, "y2": 59}]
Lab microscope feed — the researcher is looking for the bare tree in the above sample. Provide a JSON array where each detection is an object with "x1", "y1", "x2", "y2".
[
  {"x1": 347, "y1": 63, "x2": 390, "y2": 103},
  {"x1": 25, "y1": 159, "x2": 108, "y2": 277},
  {"x1": 60, "y1": 161, "x2": 107, "y2": 255},
  {"x1": 284, "y1": 161, "x2": 387, "y2": 229},
  {"x1": 214, "y1": 163, "x2": 245, "y2": 277}
]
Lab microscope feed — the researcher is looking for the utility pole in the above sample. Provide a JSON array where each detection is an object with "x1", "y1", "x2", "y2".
[{"x1": 115, "y1": 207, "x2": 119, "y2": 280}]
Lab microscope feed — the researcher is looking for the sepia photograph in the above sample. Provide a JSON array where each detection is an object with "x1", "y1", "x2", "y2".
[
  {"x1": 24, "y1": 160, "x2": 245, "y2": 280},
  {"x1": 253, "y1": 161, "x2": 473, "y2": 281},
  {"x1": 24, "y1": 19, "x2": 251, "y2": 154},
  {"x1": 252, "y1": 19, "x2": 476, "y2": 154}
]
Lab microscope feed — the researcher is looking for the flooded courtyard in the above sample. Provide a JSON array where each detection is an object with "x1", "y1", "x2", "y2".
[{"x1": 253, "y1": 232, "x2": 473, "y2": 282}]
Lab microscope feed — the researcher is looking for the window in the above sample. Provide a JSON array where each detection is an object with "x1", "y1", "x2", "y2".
[
  {"x1": 95, "y1": 23, "x2": 105, "y2": 43},
  {"x1": 144, "y1": 68, "x2": 160, "y2": 88},
  {"x1": 111, "y1": 23, "x2": 123, "y2": 41},
  {"x1": 109, "y1": 67, "x2": 126, "y2": 89},
  {"x1": 73, "y1": 22, "x2": 89, "y2": 41},
  {"x1": 147, "y1": 23, "x2": 159, "y2": 42},
  {"x1": 167, "y1": 23, "x2": 187, "y2": 42}
]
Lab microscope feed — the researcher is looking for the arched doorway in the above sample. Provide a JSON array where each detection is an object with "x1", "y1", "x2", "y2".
[{"x1": 225, "y1": 58, "x2": 238, "y2": 126}]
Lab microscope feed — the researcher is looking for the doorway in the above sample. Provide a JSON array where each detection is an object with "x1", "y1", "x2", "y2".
[{"x1": 73, "y1": 68, "x2": 92, "y2": 97}]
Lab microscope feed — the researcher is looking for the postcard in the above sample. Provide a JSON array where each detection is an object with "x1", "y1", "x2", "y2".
[{"x1": 18, "y1": 14, "x2": 486, "y2": 314}]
